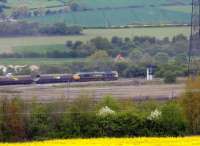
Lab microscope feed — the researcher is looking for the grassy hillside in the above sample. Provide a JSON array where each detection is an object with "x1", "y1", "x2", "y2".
[
  {"x1": 0, "y1": 26, "x2": 190, "y2": 53},
  {"x1": 2, "y1": 0, "x2": 191, "y2": 27},
  {"x1": 26, "y1": 7, "x2": 190, "y2": 27},
  {"x1": 0, "y1": 26, "x2": 189, "y2": 65},
  {"x1": 74, "y1": 0, "x2": 191, "y2": 8},
  {"x1": 6, "y1": 0, "x2": 63, "y2": 9},
  {"x1": 5, "y1": 0, "x2": 191, "y2": 9},
  {"x1": 163, "y1": 6, "x2": 192, "y2": 13}
]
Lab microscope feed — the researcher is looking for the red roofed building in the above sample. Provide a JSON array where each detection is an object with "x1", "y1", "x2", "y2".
[{"x1": 115, "y1": 54, "x2": 125, "y2": 62}]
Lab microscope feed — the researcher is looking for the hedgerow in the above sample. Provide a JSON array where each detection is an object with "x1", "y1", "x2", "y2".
[{"x1": 0, "y1": 94, "x2": 188, "y2": 142}]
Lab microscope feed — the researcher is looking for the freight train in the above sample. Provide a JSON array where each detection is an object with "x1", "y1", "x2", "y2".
[{"x1": 0, "y1": 71, "x2": 119, "y2": 86}]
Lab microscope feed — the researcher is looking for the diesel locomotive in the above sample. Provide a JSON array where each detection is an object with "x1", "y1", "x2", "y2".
[{"x1": 0, "y1": 71, "x2": 119, "y2": 86}]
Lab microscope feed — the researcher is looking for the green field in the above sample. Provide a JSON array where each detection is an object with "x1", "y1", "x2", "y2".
[
  {"x1": 1, "y1": 0, "x2": 191, "y2": 27},
  {"x1": 26, "y1": 7, "x2": 190, "y2": 27},
  {"x1": 0, "y1": 26, "x2": 190, "y2": 65},
  {"x1": 163, "y1": 6, "x2": 192, "y2": 14},
  {"x1": 0, "y1": 58, "x2": 84, "y2": 65},
  {"x1": 0, "y1": 26, "x2": 190, "y2": 54},
  {"x1": 6, "y1": 0, "x2": 64, "y2": 9},
  {"x1": 4, "y1": 0, "x2": 191, "y2": 9},
  {"x1": 15, "y1": 44, "x2": 67, "y2": 54}
]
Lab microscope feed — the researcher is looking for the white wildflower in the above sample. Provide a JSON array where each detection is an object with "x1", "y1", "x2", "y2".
[
  {"x1": 98, "y1": 106, "x2": 115, "y2": 116},
  {"x1": 147, "y1": 109, "x2": 162, "y2": 120}
]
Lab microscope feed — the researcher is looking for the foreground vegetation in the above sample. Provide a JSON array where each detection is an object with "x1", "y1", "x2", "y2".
[
  {"x1": 0, "y1": 76, "x2": 200, "y2": 142},
  {"x1": 0, "y1": 96, "x2": 187, "y2": 141},
  {"x1": 0, "y1": 137, "x2": 200, "y2": 146}
]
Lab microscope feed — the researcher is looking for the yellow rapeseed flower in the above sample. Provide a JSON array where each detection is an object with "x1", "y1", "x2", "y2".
[{"x1": 0, "y1": 137, "x2": 200, "y2": 146}]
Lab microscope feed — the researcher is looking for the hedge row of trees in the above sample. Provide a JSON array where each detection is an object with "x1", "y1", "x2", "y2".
[
  {"x1": 0, "y1": 22, "x2": 82, "y2": 36},
  {"x1": 1, "y1": 76, "x2": 200, "y2": 142},
  {"x1": 0, "y1": 34, "x2": 188, "y2": 58},
  {"x1": 0, "y1": 34, "x2": 190, "y2": 80},
  {"x1": 0, "y1": 55, "x2": 187, "y2": 82},
  {"x1": 0, "y1": 95, "x2": 187, "y2": 142},
  {"x1": 64, "y1": 34, "x2": 189, "y2": 60},
  {"x1": 2, "y1": 35, "x2": 188, "y2": 66}
]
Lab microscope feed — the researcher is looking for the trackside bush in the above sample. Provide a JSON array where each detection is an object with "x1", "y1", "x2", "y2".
[
  {"x1": 27, "y1": 104, "x2": 51, "y2": 140},
  {"x1": 164, "y1": 72, "x2": 177, "y2": 84},
  {"x1": 181, "y1": 76, "x2": 200, "y2": 134},
  {"x1": 0, "y1": 96, "x2": 188, "y2": 142},
  {"x1": 142, "y1": 102, "x2": 187, "y2": 136},
  {"x1": 96, "y1": 113, "x2": 143, "y2": 137},
  {"x1": 160, "y1": 102, "x2": 187, "y2": 136},
  {"x1": 96, "y1": 95, "x2": 120, "y2": 111},
  {"x1": 0, "y1": 97, "x2": 26, "y2": 141}
]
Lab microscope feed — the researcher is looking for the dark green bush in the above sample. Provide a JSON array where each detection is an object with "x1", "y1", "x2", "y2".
[
  {"x1": 142, "y1": 119, "x2": 164, "y2": 136},
  {"x1": 97, "y1": 113, "x2": 142, "y2": 137},
  {"x1": 69, "y1": 113, "x2": 99, "y2": 138},
  {"x1": 26, "y1": 104, "x2": 51, "y2": 140},
  {"x1": 97, "y1": 95, "x2": 120, "y2": 111},
  {"x1": 142, "y1": 101, "x2": 187, "y2": 136},
  {"x1": 0, "y1": 97, "x2": 26, "y2": 142},
  {"x1": 0, "y1": 97, "x2": 188, "y2": 142},
  {"x1": 160, "y1": 102, "x2": 187, "y2": 136},
  {"x1": 164, "y1": 71, "x2": 177, "y2": 84},
  {"x1": 181, "y1": 77, "x2": 200, "y2": 134}
]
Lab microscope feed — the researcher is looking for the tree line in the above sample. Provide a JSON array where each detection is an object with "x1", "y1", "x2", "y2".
[
  {"x1": 1, "y1": 34, "x2": 189, "y2": 60},
  {"x1": 0, "y1": 95, "x2": 187, "y2": 142},
  {"x1": 0, "y1": 21, "x2": 82, "y2": 36},
  {"x1": 0, "y1": 34, "x2": 190, "y2": 81}
]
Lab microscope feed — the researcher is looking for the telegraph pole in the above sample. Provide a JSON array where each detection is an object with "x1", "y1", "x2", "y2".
[{"x1": 188, "y1": 0, "x2": 200, "y2": 76}]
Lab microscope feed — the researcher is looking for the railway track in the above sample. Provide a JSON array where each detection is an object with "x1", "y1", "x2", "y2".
[{"x1": 0, "y1": 79, "x2": 185, "y2": 102}]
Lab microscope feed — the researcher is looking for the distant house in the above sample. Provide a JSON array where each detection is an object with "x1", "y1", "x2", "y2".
[
  {"x1": 0, "y1": 17, "x2": 17, "y2": 23},
  {"x1": 0, "y1": 65, "x2": 7, "y2": 74},
  {"x1": 115, "y1": 54, "x2": 125, "y2": 62}
]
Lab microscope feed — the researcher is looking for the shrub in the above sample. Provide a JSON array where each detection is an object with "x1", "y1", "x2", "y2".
[
  {"x1": 69, "y1": 113, "x2": 99, "y2": 138},
  {"x1": 98, "y1": 106, "x2": 116, "y2": 117},
  {"x1": 66, "y1": 93, "x2": 98, "y2": 138},
  {"x1": 181, "y1": 76, "x2": 200, "y2": 134},
  {"x1": 137, "y1": 99, "x2": 161, "y2": 117},
  {"x1": 96, "y1": 113, "x2": 142, "y2": 137},
  {"x1": 119, "y1": 98, "x2": 138, "y2": 113},
  {"x1": 0, "y1": 69, "x2": 3, "y2": 75},
  {"x1": 97, "y1": 95, "x2": 120, "y2": 111},
  {"x1": 164, "y1": 71, "x2": 176, "y2": 84},
  {"x1": 142, "y1": 119, "x2": 164, "y2": 136},
  {"x1": 70, "y1": 92, "x2": 94, "y2": 113},
  {"x1": 0, "y1": 97, "x2": 26, "y2": 141},
  {"x1": 141, "y1": 101, "x2": 187, "y2": 136},
  {"x1": 0, "y1": 95, "x2": 189, "y2": 141},
  {"x1": 27, "y1": 104, "x2": 51, "y2": 140},
  {"x1": 160, "y1": 101, "x2": 187, "y2": 136}
]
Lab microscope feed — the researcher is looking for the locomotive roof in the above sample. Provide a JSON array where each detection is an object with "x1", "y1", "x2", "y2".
[{"x1": 76, "y1": 71, "x2": 115, "y2": 74}]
